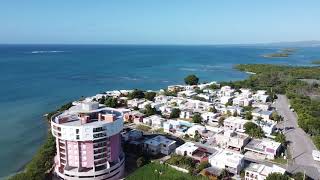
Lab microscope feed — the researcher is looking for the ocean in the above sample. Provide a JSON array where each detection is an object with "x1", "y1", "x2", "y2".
[{"x1": 0, "y1": 44, "x2": 319, "y2": 178}]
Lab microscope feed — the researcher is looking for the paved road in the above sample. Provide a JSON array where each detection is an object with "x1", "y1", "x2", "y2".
[{"x1": 275, "y1": 95, "x2": 320, "y2": 179}]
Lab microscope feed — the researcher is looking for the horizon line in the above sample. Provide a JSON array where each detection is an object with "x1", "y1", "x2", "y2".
[{"x1": 0, "y1": 40, "x2": 319, "y2": 46}]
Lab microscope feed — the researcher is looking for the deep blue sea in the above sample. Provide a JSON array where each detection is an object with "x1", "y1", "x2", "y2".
[{"x1": 0, "y1": 45, "x2": 319, "y2": 178}]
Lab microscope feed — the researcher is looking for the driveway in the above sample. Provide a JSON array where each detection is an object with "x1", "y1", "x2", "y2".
[{"x1": 274, "y1": 95, "x2": 320, "y2": 179}]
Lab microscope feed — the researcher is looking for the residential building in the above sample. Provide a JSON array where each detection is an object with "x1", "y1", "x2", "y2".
[
  {"x1": 143, "y1": 135, "x2": 176, "y2": 155},
  {"x1": 244, "y1": 139, "x2": 281, "y2": 160},
  {"x1": 213, "y1": 130, "x2": 250, "y2": 151},
  {"x1": 218, "y1": 86, "x2": 235, "y2": 97},
  {"x1": 252, "y1": 109, "x2": 273, "y2": 120},
  {"x1": 245, "y1": 163, "x2": 286, "y2": 180},
  {"x1": 220, "y1": 96, "x2": 233, "y2": 104},
  {"x1": 201, "y1": 112, "x2": 219, "y2": 123},
  {"x1": 254, "y1": 120, "x2": 276, "y2": 136},
  {"x1": 121, "y1": 129, "x2": 143, "y2": 142},
  {"x1": 142, "y1": 115, "x2": 165, "y2": 128},
  {"x1": 233, "y1": 96, "x2": 253, "y2": 107},
  {"x1": 208, "y1": 149, "x2": 245, "y2": 174},
  {"x1": 123, "y1": 111, "x2": 144, "y2": 124},
  {"x1": 51, "y1": 102, "x2": 125, "y2": 180},
  {"x1": 187, "y1": 124, "x2": 207, "y2": 138},
  {"x1": 224, "y1": 117, "x2": 249, "y2": 133},
  {"x1": 126, "y1": 98, "x2": 146, "y2": 108},
  {"x1": 175, "y1": 142, "x2": 199, "y2": 157}
]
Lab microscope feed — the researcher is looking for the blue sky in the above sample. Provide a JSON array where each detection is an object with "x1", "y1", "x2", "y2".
[{"x1": 0, "y1": 0, "x2": 319, "y2": 44}]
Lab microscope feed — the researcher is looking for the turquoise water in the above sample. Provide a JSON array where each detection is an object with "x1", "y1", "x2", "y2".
[{"x1": 0, "y1": 45, "x2": 319, "y2": 178}]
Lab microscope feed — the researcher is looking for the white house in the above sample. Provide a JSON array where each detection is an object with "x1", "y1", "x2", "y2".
[
  {"x1": 220, "y1": 96, "x2": 233, "y2": 105},
  {"x1": 201, "y1": 112, "x2": 220, "y2": 123},
  {"x1": 218, "y1": 86, "x2": 235, "y2": 97},
  {"x1": 244, "y1": 139, "x2": 281, "y2": 160},
  {"x1": 254, "y1": 120, "x2": 276, "y2": 136},
  {"x1": 253, "y1": 91, "x2": 269, "y2": 103},
  {"x1": 209, "y1": 149, "x2": 245, "y2": 174},
  {"x1": 224, "y1": 117, "x2": 249, "y2": 133},
  {"x1": 155, "y1": 95, "x2": 172, "y2": 103},
  {"x1": 233, "y1": 96, "x2": 254, "y2": 107},
  {"x1": 175, "y1": 142, "x2": 199, "y2": 157},
  {"x1": 143, "y1": 115, "x2": 165, "y2": 128},
  {"x1": 127, "y1": 98, "x2": 146, "y2": 108},
  {"x1": 197, "y1": 81, "x2": 219, "y2": 90},
  {"x1": 143, "y1": 135, "x2": 176, "y2": 155},
  {"x1": 252, "y1": 103, "x2": 271, "y2": 111},
  {"x1": 240, "y1": 88, "x2": 253, "y2": 98},
  {"x1": 178, "y1": 90, "x2": 197, "y2": 98},
  {"x1": 180, "y1": 109, "x2": 193, "y2": 119},
  {"x1": 187, "y1": 124, "x2": 207, "y2": 138},
  {"x1": 151, "y1": 102, "x2": 164, "y2": 111},
  {"x1": 252, "y1": 109, "x2": 273, "y2": 120},
  {"x1": 214, "y1": 130, "x2": 250, "y2": 151},
  {"x1": 220, "y1": 106, "x2": 243, "y2": 115},
  {"x1": 244, "y1": 163, "x2": 286, "y2": 180}
]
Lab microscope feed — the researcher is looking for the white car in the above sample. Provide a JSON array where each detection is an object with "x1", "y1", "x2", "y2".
[{"x1": 312, "y1": 150, "x2": 320, "y2": 161}]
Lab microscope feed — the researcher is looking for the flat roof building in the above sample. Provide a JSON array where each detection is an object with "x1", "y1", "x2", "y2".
[{"x1": 51, "y1": 102, "x2": 125, "y2": 180}]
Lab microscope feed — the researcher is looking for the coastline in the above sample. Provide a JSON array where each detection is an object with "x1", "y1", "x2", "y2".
[{"x1": 8, "y1": 63, "x2": 320, "y2": 179}]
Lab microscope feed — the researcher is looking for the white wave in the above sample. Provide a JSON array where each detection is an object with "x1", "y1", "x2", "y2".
[
  {"x1": 245, "y1": 71, "x2": 256, "y2": 75},
  {"x1": 179, "y1": 68, "x2": 199, "y2": 72},
  {"x1": 120, "y1": 76, "x2": 139, "y2": 81},
  {"x1": 203, "y1": 65, "x2": 224, "y2": 68},
  {"x1": 29, "y1": 50, "x2": 65, "y2": 54}
]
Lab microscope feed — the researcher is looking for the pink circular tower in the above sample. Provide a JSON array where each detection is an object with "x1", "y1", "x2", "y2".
[{"x1": 51, "y1": 102, "x2": 125, "y2": 180}]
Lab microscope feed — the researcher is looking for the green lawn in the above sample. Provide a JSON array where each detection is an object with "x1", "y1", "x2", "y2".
[
  {"x1": 271, "y1": 157, "x2": 288, "y2": 165},
  {"x1": 126, "y1": 162, "x2": 208, "y2": 180}
]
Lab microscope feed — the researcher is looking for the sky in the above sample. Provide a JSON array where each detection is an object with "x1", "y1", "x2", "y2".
[{"x1": 0, "y1": 0, "x2": 319, "y2": 44}]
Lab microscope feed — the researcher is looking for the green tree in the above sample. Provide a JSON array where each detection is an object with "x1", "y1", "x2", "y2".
[
  {"x1": 208, "y1": 106, "x2": 217, "y2": 113},
  {"x1": 104, "y1": 97, "x2": 118, "y2": 108},
  {"x1": 233, "y1": 111, "x2": 238, "y2": 117},
  {"x1": 244, "y1": 122, "x2": 264, "y2": 138},
  {"x1": 128, "y1": 89, "x2": 145, "y2": 99},
  {"x1": 208, "y1": 83, "x2": 219, "y2": 90},
  {"x1": 245, "y1": 111, "x2": 253, "y2": 120},
  {"x1": 225, "y1": 101, "x2": 233, "y2": 106},
  {"x1": 192, "y1": 113, "x2": 202, "y2": 124},
  {"x1": 144, "y1": 104, "x2": 157, "y2": 117},
  {"x1": 145, "y1": 92, "x2": 157, "y2": 101},
  {"x1": 218, "y1": 117, "x2": 225, "y2": 127},
  {"x1": 194, "y1": 130, "x2": 201, "y2": 142},
  {"x1": 184, "y1": 74, "x2": 199, "y2": 85},
  {"x1": 170, "y1": 108, "x2": 181, "y2": 119},
  {"x1": 292, "y1": 172, "x2": 310, "y2": 180},
  {"x1": 266, "y1": 173, "x2": 289, "y2": 180},
  {"x1": 136, "y1": 156, "x2": 147, "y2": 167},
  {"x1": 275, "y1": 133, "x2": 286, "y2": 146},
  {"x1": 219, "y1": 169, "x2": 230, "y2": 179},
  {"x1": 226, "y1": 110, "x2": 232, "y2": 117},
  {"x1": 272, "y1": 112, "x2": 282, "y2": 122},
  {"x1": 195, "y1": 161, "x2": 210, "y2": 173},
  {"x1": 99, "y1": 96, "x2": 106, "y2": 104}
]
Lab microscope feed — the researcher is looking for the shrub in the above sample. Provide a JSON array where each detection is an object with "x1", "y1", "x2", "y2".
[
  {"x1": 192, "y1": 113, "x2": 202, "y2": 124},
  {"x1": 145, "y1": 92, "x2": 157, "y2": 101},
  {"x1": 244, "y1": 122, "x2": 264, "y2": 138},
  {"x1": 170, "y1": 108, "x2": 181, "y2": 119},
  {"x1": 184, "y1": 75, "x2": 199, "y2": 85}
]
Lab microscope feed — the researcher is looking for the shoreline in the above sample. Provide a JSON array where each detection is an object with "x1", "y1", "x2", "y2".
[{"x1": 8, "y1": 63, "x2": 320, "y2": 179}]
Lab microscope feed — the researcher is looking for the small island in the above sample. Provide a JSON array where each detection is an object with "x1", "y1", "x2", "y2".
[
  {"x1": 312, "y1": 60, "x2": 320, "y2": 65},
  {"x1": 262, "y1": 48, "x2": 296, "y2": 58}
]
